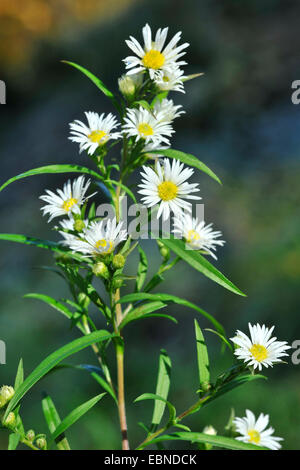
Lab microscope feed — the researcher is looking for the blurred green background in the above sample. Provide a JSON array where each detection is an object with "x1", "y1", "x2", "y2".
[{"x1": 0, "y1": 0, "x2": 299, "y2": 450}]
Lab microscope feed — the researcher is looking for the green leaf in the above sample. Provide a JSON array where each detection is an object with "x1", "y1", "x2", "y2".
[
  {"x1": 8, "y1": 433, "x2": 20, "y2": 450},
  {"x1": 119, "y1": 301, "x2": 170, "y2": 329},
  {"x1": 24, "y1": 293, "x2": 85, "y2": 333},
  {"x1": 146, "y1": 149, "x2": 221, "y2": 184},
  {"x1": 105, "y1": 179, "x2": 137, "y2": 204},
  {"x1": 195, "y1": 320, "x2": 210, "y2": 392},
  {"x1": 0, "y1": 164, "x2": 102, "y2": 193},
  {"x1": 14, "y1": 358, "x2": 24, "y2": 390},
  {"x1": 42, "y1": 395, "x2": 70, "y2": 450},
  {"x1": 138, "y1": 432, "x2": 268, "y2": 450},
  {"x1": 51, "y1": 393, "x2": 106, "y2": 442},
  {"x1": 135, "y1": 246, "x2": 148, "y2": 292},
  {"x1": 4, "y1": 331, "x2": 115, "y2": 419},
  {"x1": 0, "y1": 233, "x2": 87, "y2": 263},
  {"x1": 151, "y1": 350, "x2": 172, "y2": 431},
  {"x1": 62, "y1": 61, "x2": 120, "y2": 113},
  {"x1": 134, "y1": 393, "x2": 176, "y2": 426},
  {"x1": 159, "y1": 237, "x2": 246, "y2": 297},
  {"x1": 118, "y1": 292, "x2": 224, "y2": 335},
  {"x1": 208, "y1": 374, "x2": 267, "y2": 405},
  {"x1": 205, "y1": 328, "x2": 233, "y2": 352}
]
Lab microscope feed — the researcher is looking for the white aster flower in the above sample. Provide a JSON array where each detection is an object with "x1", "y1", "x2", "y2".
[
  {"x1": 69, "y1": 112, "x2": 121, "y2": 156},
  {"x1": 122, "y1": 106, "x2": 174, "y2": 146},
  {"x1": 124, "y1": 23, "x2": 189, "y2": 79},
  {"x1": 65, "y1": 217, "x2": 127, "y2": 257},
  {"x1": 234, "y1": 409, "x2": 283, "y2": 450},
  {"x1": 230, "y1": 323, "x2": 290, "y2": 371},
  {"x1": 153, "y1": 98, "x2": 184, "y2": 122},
  {"x1": 138, "y1": 158, "x2": 201, "y2": 221},
  {"x1": 40, "y1": 176, "x2": 94, "y2": 222},
  {"x1": 173, "y1": 214, "x2": 225, "y2": 259},
  {"x1": 154, "y1": 66, "x2": 186, "y2": 93}
]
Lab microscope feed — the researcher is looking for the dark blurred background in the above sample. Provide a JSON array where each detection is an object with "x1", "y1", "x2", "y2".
[{"x1": 0, "y1": 0, "x2": 299, "y2": 450}]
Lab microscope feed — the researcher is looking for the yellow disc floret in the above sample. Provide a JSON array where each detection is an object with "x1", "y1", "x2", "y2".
[
  {"x1": 158, "y1": 181, "x2": 178, "y2": 201},
  {"x1": 95, "y1": 239, "x2": 114, "y2": 254},
  {"x1": 250, "y1": 344, "x2": 268, "y2": 362},
  {"x1": 248, "y1": 429, "x2": 261, "y2": 444},
  {"x1": 142, "y1": 50, "x2": 165, "y2": 69},
  {"x1": 138, "y1": 123, "x2": 154, "y2": 137},
  {"x1": 62, "y1": 197, "x2": 78, "y2": 212},
  {"x1": 88, "y1": 130, "x2": 108, "y2": 144},
  {"x1": 187, "y1": 229, "x2": 200, "y2": 243}
]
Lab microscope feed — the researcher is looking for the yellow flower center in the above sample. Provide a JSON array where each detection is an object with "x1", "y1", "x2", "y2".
[
  {"x1": 248, "y1": 429, "x2": 261, "y2": 444},
  {"x1": 95, "y1": 239, "x2": 113, "y2": 254},
  {"x1": 62, "y1": 197, "x2": 78, "y2": 212},
  {"x1": 250, "y1": 344, "x2": 268, "y2": 362},
  {"x1": 88, "y1": 130, "x2": 108, "y2": 144},
  {"x1": 162, "y1": 75, "x2": 170, "y2": 82},
  {"x1": 157, "y1": 181, "x2": 178, "y2": 201},
  {"x1": 142, "y1": 49, "x2": 165, "y2": 70},
  {"x1": 138, "y1": 123, "x2": 154, "y2": 137},
  {"x1": 187, "y1": 229, "x2": 200, "y2": 243}
]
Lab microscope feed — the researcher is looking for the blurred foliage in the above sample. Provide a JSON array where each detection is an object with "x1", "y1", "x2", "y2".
[{"x1": 0, "y1": 0, "x2": 300, "y2": 450}]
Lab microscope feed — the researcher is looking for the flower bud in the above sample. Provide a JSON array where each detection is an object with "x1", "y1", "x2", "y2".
[
  {"x1": 36, "y1": 437, "x2": 47, "y2": 450},
  {"x1": 93, "y1": 261, "x2": 109, "y2": 280},
  {"x1": 78, "y1": 292, "x2": 90, "y2": 309},
  {"x1": 0, "y1": 385, "x2": 14, "y2": 407},
  {"x1": 118, "y1": 75, "x2": 136, "y2": 99},
  {"x1": 73, "y1": 219, "x2": 86, "y2": 232},
  {"x1": 203, "y1": 425, "x2": 217, "y2": 436},
  {"x1": 3, "y1": 412, "x2": 16, "y2": 428},
  {"x1": 112, "y1": 278, "x2": 123, "y2": 290},
  {"x1": 26, "y1": 429, "x2": 35, "y2": 441},
  {"x1": 112, "y1": 254, "x2": 125, "y2": 269}
]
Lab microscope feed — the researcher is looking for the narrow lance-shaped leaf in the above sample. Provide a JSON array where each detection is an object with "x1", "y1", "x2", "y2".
[
  {"x1": 51, "y1": 393, "x2": 106, "y2": 442},
  {"x1": 0, "y1": 234, "x2": 88, "y2": 263},
  {"x1": 151, "y1": 350, "x2": 172, "y2": 431},
  {"x1": 159, "y1": 237, "x2": 246, "y2": 297},
  {"x1": 138, "y1": 432, "x2": 268, "y2": 450},
  {"x1": 146, "y1": 148, "x2": 221, "y2": 185},
  {"x1": 24, "y1": 293, "x2": 85, "y2": 334},
  {"x1": 195, "y1": 320, "x2": 210, "y2": 392},
  {"x1": 4, "y1": 330, "x2": 115, "y2": 419},
  {"x1": 135, "y1": 246, "x2": 148, "y2": 292},
  {"x1": 118, "y1": 292, "x2": 225, "y2": 336},
  {"x1": 119, "y1": 301, "x2": 175, "y2": 329},
  {"x1": 134, "y1": 393, "x2": 176, "y2": 426},
  {"x1": 62, "y1": 61, "x2": 121, "y2": 113},
  {"x1": 42, "y1": 394, "x2": 70, "y2": 450},
  {"x1": 8, "y1": 433, "x2": 20, "y2": 451},
  {"x1": 14, "y1": 358, "x2": 24, "y2": 390},
  {"x1": 0, "y1": 164, "x2": 103, "y2": 193}
]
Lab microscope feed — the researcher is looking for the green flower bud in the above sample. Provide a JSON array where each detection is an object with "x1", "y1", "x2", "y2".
[
  {"x1": 0, "y1": 385, "x2": 14, "y2": 406},
  {"x1": 26, "y1": 429, "x2": 35, "y2": 441},
  {"x1": 93, "y1": 262, "x2": 109, "y2": 280},
  {"x1": 3, "y1": 412, "x2": 16, "y2": 428},
  {"x1": 203, "y1": 425, "x2": 217, "y2": 436},
  {"x1": 73, "y1": 219, "x2": 86, "y2": 232},
  {"x1": 36, "y1": 437, "x2": 47, "y2": 450},
  {"x1": 78, "y1": 292, "x2": 90, "y2": 309},
  {"x1": 118, "y1": 75, "x2": 136, "y2": 99},
  {"x1": 112, "y1": 278, "x2": 123, "y2": 290},
  {"x1": 112, "y1": 254, "x2": 125, "y2": 269}
]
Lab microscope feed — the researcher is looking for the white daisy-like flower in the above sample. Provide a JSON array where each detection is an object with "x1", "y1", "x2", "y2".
[
  {"x1": 173, "y1": 214, "x2": 225, "y2": 259},
  {"x1": 65, "y1": 217, "x2": 127, "y2": 257},
  {"x1": 234, "y1": 409, "x2": 283, "y2": 450},
  {"x1": 154, "y1": 66, "x2": 186, "y2": 93},
  {"x1": 69, "y1": 112, "x2": 121, "y2": 156},
  {"x1": 153, "y1": 98, "x2": 184, "y2": 122},
  {"x1": 138, "y1": 158, "x2": 201, "y2": 221},
  {"x1": 122, "y1": 106, "x2": 174, "y2": 146},
  {"x1": 58, "y1": 218, "x2": 89, "y2": 246},
  {"x1": 124, "y1": 23, "x2": 189, "y2": 79},
  {"x1": 230, "y1": 323, "x2": 290, "y2": 371},
  {"x1": 40, "y1": 176, "x2": 94, "y2": 222}
]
